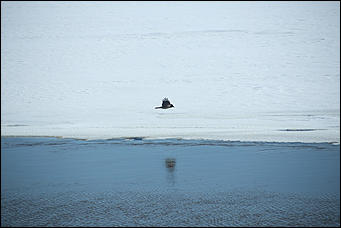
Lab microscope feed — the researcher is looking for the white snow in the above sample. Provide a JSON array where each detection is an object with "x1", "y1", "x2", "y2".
[{"x1": 1, "y1": 1, "x2": 340, "y2": 142}]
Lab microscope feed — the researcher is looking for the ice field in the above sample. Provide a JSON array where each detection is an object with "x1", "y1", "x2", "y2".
[{"x1": 1, "y1": 2, "x2": 340, "y2": 143}]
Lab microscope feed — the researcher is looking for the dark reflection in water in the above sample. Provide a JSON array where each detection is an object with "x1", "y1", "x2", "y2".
[
  {"x1": 165, "y1": 158, "x2": 176, "y2": 186},
  {"x1": 165, "y1": 158, "x2": 176, "y2": 171}
]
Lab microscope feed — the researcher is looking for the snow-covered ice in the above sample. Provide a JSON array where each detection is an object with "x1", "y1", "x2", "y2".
[{"x1": 1, "y1": 2, "x2": 340, "y2": 143}]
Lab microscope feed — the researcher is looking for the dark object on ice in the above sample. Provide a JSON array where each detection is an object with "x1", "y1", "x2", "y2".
[{"x1": 155, "y1": 98, "x2": 174, "y2": 109}]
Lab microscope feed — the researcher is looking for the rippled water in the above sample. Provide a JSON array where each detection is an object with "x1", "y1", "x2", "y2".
[
  {"x1": 1, "y1": 137, "x2": 340, "y2": 226},
  {"x1": 2, "y1": 190, "x2": 339, "y2": 227}
]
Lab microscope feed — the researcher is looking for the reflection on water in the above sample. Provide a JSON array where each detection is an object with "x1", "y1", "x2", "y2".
[
  {"x1": 165, "y1": 158, "x2": 176, "y2": 171},
  {"x1": 165, "y1": 158, "x2": 176, "y2": 186}
]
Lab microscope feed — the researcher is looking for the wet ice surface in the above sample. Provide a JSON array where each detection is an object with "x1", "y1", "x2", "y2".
[{"x1": 1, "y1": 137, "x2": 340, "y2": 227}]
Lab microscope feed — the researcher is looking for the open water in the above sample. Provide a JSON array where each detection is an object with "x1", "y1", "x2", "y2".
[{"x1": 1, "y1": 137, "x2": 340, "y2": 226}]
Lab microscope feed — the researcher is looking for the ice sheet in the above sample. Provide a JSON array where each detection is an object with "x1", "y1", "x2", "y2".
[{"x1": 1, "y1": 2, "x2": 340, "y2": 142}]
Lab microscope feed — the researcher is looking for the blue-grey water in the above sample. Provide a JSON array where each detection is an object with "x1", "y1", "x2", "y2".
[{"x1": 1, "y1": 137, "x2": 340, "y2": 227}]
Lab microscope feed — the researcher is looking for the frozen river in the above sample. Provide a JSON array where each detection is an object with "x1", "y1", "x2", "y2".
[
  {"x1": 1, "y1": 2, "x2": 339, "y2": 143},
  {"x1": 1, "y1": 2, "x2": 340, "y2": 227}
]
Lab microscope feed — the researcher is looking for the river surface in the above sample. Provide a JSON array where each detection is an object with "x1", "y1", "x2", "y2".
[{"x1": 1, "y1": 137, "x2": 339, "y2": 226}]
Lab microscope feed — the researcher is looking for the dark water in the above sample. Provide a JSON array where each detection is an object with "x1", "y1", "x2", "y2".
[{"x1": 1, "y1": 137, "x2": 340, "y2": 227}]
